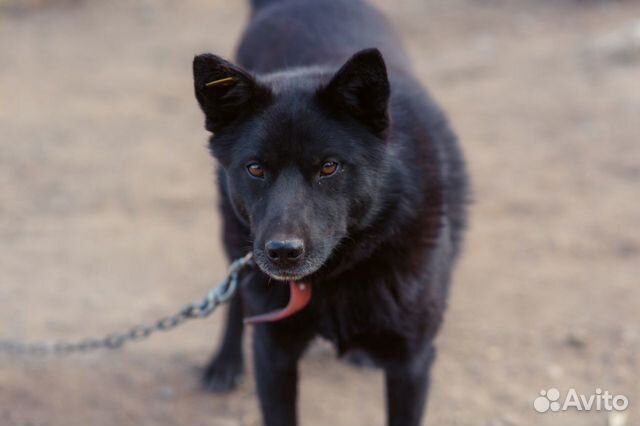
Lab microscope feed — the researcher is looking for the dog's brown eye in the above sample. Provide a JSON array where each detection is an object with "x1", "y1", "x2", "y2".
[
  {"x1": 320, "y1": 161, "x2": 339, "y2": 177},
  {"x1": 246, "y1": 163, "x2": 265, "y2": 178}
]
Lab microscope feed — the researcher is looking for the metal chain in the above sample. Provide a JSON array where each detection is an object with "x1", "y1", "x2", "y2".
[{"x1": 0, "y1": 252, "x2": 253, "y2": 356}]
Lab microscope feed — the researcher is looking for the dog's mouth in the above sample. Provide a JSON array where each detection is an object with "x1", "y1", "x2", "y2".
[
  {"x1": 245, "y1": 245, "x2": 335, "y2": 324},
  {"x1": 255, "y1": 266, "x2": 314, "y2": 283},
  {"x1": 243, "y1": 252, "x2": 321, "y2": 324},
  {"x1": 253, "y1": 251, "x2": 325, "y2": 283}
]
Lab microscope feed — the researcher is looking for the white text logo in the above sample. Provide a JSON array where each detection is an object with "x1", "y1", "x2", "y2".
[{"x1": 534, "y1": 388, "x2": 629, "y2": 413}]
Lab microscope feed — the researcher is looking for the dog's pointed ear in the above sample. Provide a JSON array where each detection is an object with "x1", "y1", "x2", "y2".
[
  {"x1": 317, "y1": 48, "x2": 390, "y2": 137},
  {"x1": 193, "y1": 53, "x2": 271, "y2": 133}
]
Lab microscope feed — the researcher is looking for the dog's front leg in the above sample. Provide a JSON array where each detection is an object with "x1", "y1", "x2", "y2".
[
  {"x1": 253, "y1": 323, "x2": 313, "y2": 426},
  {"x1": 384, "y1": 343, "x2": 436, "y2": 426}
]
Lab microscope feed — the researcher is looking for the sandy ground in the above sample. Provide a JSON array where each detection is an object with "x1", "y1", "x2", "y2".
[{"x1": 0, "y1": 0, "x2": 639, "y2": 425}]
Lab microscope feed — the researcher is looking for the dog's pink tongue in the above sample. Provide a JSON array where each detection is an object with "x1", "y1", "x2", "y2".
[{"x1": 244, "y1": 281, "x2": 312, "y2": 325}]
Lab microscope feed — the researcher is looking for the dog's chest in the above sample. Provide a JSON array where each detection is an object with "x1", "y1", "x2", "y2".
[{"x1": 310, "y1": 278, "x2": 431, "y2": 360}]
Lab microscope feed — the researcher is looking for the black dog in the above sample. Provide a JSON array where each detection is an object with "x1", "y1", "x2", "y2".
[{"x1": 193, "y1": 0, "x2": 468, "y2": 425}]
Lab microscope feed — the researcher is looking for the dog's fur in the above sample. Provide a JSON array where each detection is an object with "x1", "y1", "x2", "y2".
[{"x1": 193, "y1": 0, "x2": 468, "y2": 425}]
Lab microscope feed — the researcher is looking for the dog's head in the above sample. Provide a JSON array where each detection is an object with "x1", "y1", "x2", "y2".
[{"x1": 193, "y1": 49, "x2": 391, "y2": 281}]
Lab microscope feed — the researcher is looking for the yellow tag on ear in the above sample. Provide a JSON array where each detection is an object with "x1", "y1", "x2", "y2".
[{"x1": 205, "y1": 76, "x2": 237, "y2": 87}]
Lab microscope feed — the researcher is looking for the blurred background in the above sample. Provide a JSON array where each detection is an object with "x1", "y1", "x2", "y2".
[{"x1": 0, "y1": 0, "x2": 638, "y2": 425}]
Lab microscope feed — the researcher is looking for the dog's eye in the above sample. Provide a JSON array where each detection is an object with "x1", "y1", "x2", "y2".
[
  {"x1": 320, "y1": 161, "x2": 339, "y2": 177},
  {"x1": 246, "y1": 163, "x2": 265, "y2": 178}
]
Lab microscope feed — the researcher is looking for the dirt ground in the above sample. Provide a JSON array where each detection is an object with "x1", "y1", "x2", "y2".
[{"x1": 0, "y1": 0, "x2": 638, "y2": 425}]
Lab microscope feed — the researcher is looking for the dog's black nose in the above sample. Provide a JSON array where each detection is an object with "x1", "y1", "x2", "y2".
[{"x1": 265, "y1": 239, "x2": 305, "y2": 266}]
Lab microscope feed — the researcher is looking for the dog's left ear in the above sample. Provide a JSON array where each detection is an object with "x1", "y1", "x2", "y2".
[
  {"x1": 193, "y1": 53, "x2": 271, "y2": 133},
  {"x1": 317, "y1": 48, "x2": 390, "y2": 137}
]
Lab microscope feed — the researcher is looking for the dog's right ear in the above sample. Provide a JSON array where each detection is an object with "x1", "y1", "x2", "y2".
[{"x1": 193, "y1": 54, "x2": 271, "y2": 133}]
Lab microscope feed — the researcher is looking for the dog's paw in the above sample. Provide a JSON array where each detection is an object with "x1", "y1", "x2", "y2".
[
  {"x1": 342, "y1": 349, "x2": 378, "y2": 368},
  {"x1": 202, "y1": 355, "x2": 244, "y2": 394}
]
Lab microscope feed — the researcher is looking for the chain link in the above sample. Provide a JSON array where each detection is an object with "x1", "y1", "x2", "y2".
[{"x1": 0, "y1": 252, "x2": 253, "y2": 356}]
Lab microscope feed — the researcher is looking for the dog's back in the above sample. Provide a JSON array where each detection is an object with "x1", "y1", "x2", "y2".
[{"x1": 238, "y1": 0, "x2": 410, "y2": 73}]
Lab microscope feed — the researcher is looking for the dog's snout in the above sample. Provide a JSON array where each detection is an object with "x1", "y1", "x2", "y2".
[{"x1": 265, "y1": 239, "x2": 305, "y2": 266}]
